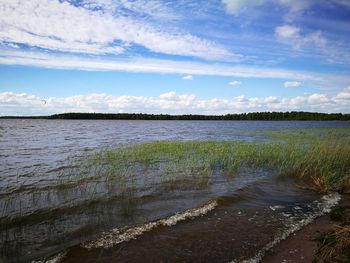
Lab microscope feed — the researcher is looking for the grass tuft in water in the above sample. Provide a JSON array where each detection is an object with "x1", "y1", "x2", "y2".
[
  {"x1": 60, "y1": 127, "x2": 350, "y2": 193},
  {"x1": 315, "y1": 205, "x2": 350, "y2": 263}
]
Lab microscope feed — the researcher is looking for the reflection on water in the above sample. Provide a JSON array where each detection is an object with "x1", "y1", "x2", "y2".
[{"x1": 0, "y1": 120, "x2": 349, "y2": 262}]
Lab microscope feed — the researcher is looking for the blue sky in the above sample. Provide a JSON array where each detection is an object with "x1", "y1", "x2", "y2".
[{"x1": 0, "y1": 0, "x2": 350, "y2": 115}]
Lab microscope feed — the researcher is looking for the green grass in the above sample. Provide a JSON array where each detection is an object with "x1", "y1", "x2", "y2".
[{"x1": 61, "y1": 127, "x2": 350, "y2": 193}]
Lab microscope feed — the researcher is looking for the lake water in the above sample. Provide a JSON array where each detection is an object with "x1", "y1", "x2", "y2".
[{"x1": 1, "y1": 120, "x2": 349, "y2": 262}]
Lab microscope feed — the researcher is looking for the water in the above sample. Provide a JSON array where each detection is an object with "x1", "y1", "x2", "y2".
[{"x1": 0, "y1": 120, "x2": 349, "y2": 262}]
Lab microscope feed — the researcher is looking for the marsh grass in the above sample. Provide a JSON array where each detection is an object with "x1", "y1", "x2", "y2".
[
  {"x1": 264, "y1": 127, "x2": 350, "y2": 192},
  {"x1": 314, "y1": 226, "x2": 350, "y2": 263},
  {"x1": 59, "y1": 127, "x2": 350, "y2": 193},
  {"x1": 315, "y1": 205, "x2": 350, "y2": 262}
]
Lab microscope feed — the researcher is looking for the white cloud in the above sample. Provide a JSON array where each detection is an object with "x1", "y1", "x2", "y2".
[
  {"x1": 0, "y1": 49, "x2": 332, "y2": 84},
  {"x1": 329, "y1": 0, "x2": 350, "y2": 8},
  {"x1": 279, "y1": 0, "x2": 313, "y2": 20},
  {"x1": 182, "y1": 75, "x2": 193, "y2": 80},
  {"x1": 222, "y1": 1, "x2": 348, "y2": 63},
  {"x1": 335, "y1": 87, "x2": 350, "y2": 100},
  {"x1": 275, "y1": 24, "x2": 350, "y2": 64},
  {"x1": 1, "y1": 49, "x2": 349, "y2": 91},
  {"x1": 222, "y1": 0, "x2": 312, "y2": 18},
  {"x1": 80, "y1": 0, "x2": 179, "y2": 20},
  {"x1": 222, "y1": 0, "x2": 265, "y2": 15},
  {"x1": 228, "y1": 80, "x2": 241, "y2": 86},
  {"x1": 0, "y1": 0, "x2": 235, "y2": 60},
  {"x1": 279, "y1": 0, "x2": 312, "y2": 12},
  {"x1": 284, "y1": 81, "x2": 303, "y2": 88},
  {"x1": 289, "y1": 96, "x2": 307, "y2": 106},
  {"x1": 234, "y1": 95, "x2": 248, "y2": 102},
  {"x1": 1, "y1": 89, "x2": 349, "y2": 116},
  {"x1": 159, "y1": 91, "x2": 179, "y2": 100},
  {"x1": 307, "y1": 93, "x2": 329, "y2": 104},
  {"x1": 275, "y1": 25, "x2": 300, "y2": 40},
  {"x1": 275, "y1": 25, "x2": 327, "y2": 50},
  {"x1": 264, "y1": 96, "x2": 279, "y2": 104}
]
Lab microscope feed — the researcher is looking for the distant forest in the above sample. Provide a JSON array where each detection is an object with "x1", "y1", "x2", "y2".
[{"x1": 2, "y1": 112, "x2": 350, "y2": 120}]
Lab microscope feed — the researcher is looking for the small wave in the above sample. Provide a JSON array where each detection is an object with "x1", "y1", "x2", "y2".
[
  {"x1": 233, "y1": 192, "x2": 341, "y2": 263},
  {"x1": 82, "y1": 200, "x2": 218, "y2": 249},
  {"x1": 32, "y1": 251, "x2": 67, "y2": 263},
  {"x1": 269, "y1": 205, "x2": 285, "y2": 211}
]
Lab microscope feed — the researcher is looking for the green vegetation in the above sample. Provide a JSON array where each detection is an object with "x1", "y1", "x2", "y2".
[
  {"x1": 1, "y1": 111, "x2": 350, "y2": 120},
  {"x1": 64, "y1": 127, "x2": 350, "y2": 193},
  {"x1": 48, "y1": 111, "x2": 350, "y2": 120}
]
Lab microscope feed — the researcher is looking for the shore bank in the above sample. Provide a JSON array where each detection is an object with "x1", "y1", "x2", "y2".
[{"x1": 263, "y1": 195, "x2": 350, "y2": 263}]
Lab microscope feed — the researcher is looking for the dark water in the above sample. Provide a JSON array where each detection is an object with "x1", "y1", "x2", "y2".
[{"x1": 0, "y1": 120, "x2": 349, "y2": 263}]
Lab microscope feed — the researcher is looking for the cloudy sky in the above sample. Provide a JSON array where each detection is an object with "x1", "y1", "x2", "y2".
[{"x1": 1, "y1": 0, "x2": 350, "y2": 115}]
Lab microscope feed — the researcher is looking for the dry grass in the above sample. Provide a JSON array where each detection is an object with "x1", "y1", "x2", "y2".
[{"x1": 314, "y1": 225, "x2": 350, "y2": 263}]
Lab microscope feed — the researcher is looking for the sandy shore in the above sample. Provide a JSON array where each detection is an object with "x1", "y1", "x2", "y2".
[
  {"x1": 262, "y1": 194, "x2": 350, "y2": 263},
  {"x1": 262, "y1": 214, "x2": 336, "y2": 262}
]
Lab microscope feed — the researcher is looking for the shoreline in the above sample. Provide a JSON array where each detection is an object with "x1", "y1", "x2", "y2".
[
  {"x1": 262, "y1": 213, "x2": 336, "y2": 262},
  {"x1": 1, "y1": 111, "x2": 350, "y2": 121},
  {"x1": 24, "y1": 194, "x2": 348, "y2": 263},
  {"x1": 262, "y1": 194, "x2": 350, "y2": 263}
]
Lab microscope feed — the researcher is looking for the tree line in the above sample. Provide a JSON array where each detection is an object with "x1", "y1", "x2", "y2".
[{"x1": 2, "y1": 111, "x2": 348, "y2": 120}]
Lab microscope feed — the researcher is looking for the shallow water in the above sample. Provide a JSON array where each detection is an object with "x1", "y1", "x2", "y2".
[{"x1": 0, "y1": 120, "x2": 349, "y2": 262}]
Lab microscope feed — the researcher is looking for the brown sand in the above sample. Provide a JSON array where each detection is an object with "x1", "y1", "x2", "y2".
[
  {"x1": 58, "y1": 196, "x2": 350, "y2": 263},
  {"x1": 262, "y1": 195, "x2": 350, "y2": 263},
  {"x1": 262, "y1": 214, "x2": 336, "y2": 263}
]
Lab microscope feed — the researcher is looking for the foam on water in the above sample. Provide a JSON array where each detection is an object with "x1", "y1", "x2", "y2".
[
  {"x1": 235, "y1": 192, "x2": 341, "y2": 263},
  {"x1": 269, "y1": 205, "x2": 285, "y2": 211},
  {"x1": 82, "y1": 200, "x2": 218, "y2": 249},
  {"x1": 31, "y1": 251, "x2": 67, "y2": 263},
  {"x1": 29, "y1": 193, "x2": 341, "y2": 263}
]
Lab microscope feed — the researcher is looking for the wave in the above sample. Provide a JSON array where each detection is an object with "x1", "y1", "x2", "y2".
[
  {"x1": 234, "y1": 192, "x2": 341, "y2": 263},
  {"x1": 82, "y1": 200, "x2": 218, "y2": 249},
  {"x1": 30, "y1": 192, "x2": 340, "y2": 263},
  {"x1": 32, "y1": 251, "x2": 67, "y2": 263}
]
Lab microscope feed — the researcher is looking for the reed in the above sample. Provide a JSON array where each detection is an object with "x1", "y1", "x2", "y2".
[
  {"x1": 62, "y1": 127, "x2": 350, "y2": 193},
  {"x1": 315, "y1": 205, "x2": 350, "y2": 262}
]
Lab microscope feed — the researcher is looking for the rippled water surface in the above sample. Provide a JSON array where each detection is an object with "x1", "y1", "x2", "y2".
[{"x1": 1, "y1": 120, "x2": 349, "y2": 262}]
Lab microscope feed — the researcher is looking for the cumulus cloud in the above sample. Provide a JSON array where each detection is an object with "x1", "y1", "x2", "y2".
[
  {"x1": 234, "y1": 95, "x2": 248, "y2": 102},
  {"x1": 307, "y1": 93, "x2": 329, "y2": 104},
  {"x1": 335, "y1": 87, "x2": 350, "y2": 100},
  {"x1": 1, "y1": 89, "x2": 349, "y2": 116},
  {"x1": 0, "y1": 0, "x2": 235, "y2": 60},
  {"x1": 182, "y1": 75, "x2": 193, "y2": 80},
  {"x1": 159, "y1": 91, "x2": 179, "y2": 100},
  {"x1": 228, "y1": 80, "x2": 241, "y2": 86},
  {"x1": 284, "y1": 81, "x2": 303, "y2": 88}
]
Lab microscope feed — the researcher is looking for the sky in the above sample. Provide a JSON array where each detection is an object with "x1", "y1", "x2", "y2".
[{"x1": 0, "y1": 0, "x2": 350, "y2": 115}]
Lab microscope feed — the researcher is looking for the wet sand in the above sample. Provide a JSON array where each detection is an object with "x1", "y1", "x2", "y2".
[
  {"x1": 262, "y1": 214, "x2": 336, "y2": 263},
  {"x1": 262, "y1": 195, "x2": 350, "y2": 263},
  {"x1": 61, "y1": 205, "x2": 283, "y2": 262},
  {"x1": 58, "y1": 194, "x2": 341, "y2": 263}
]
